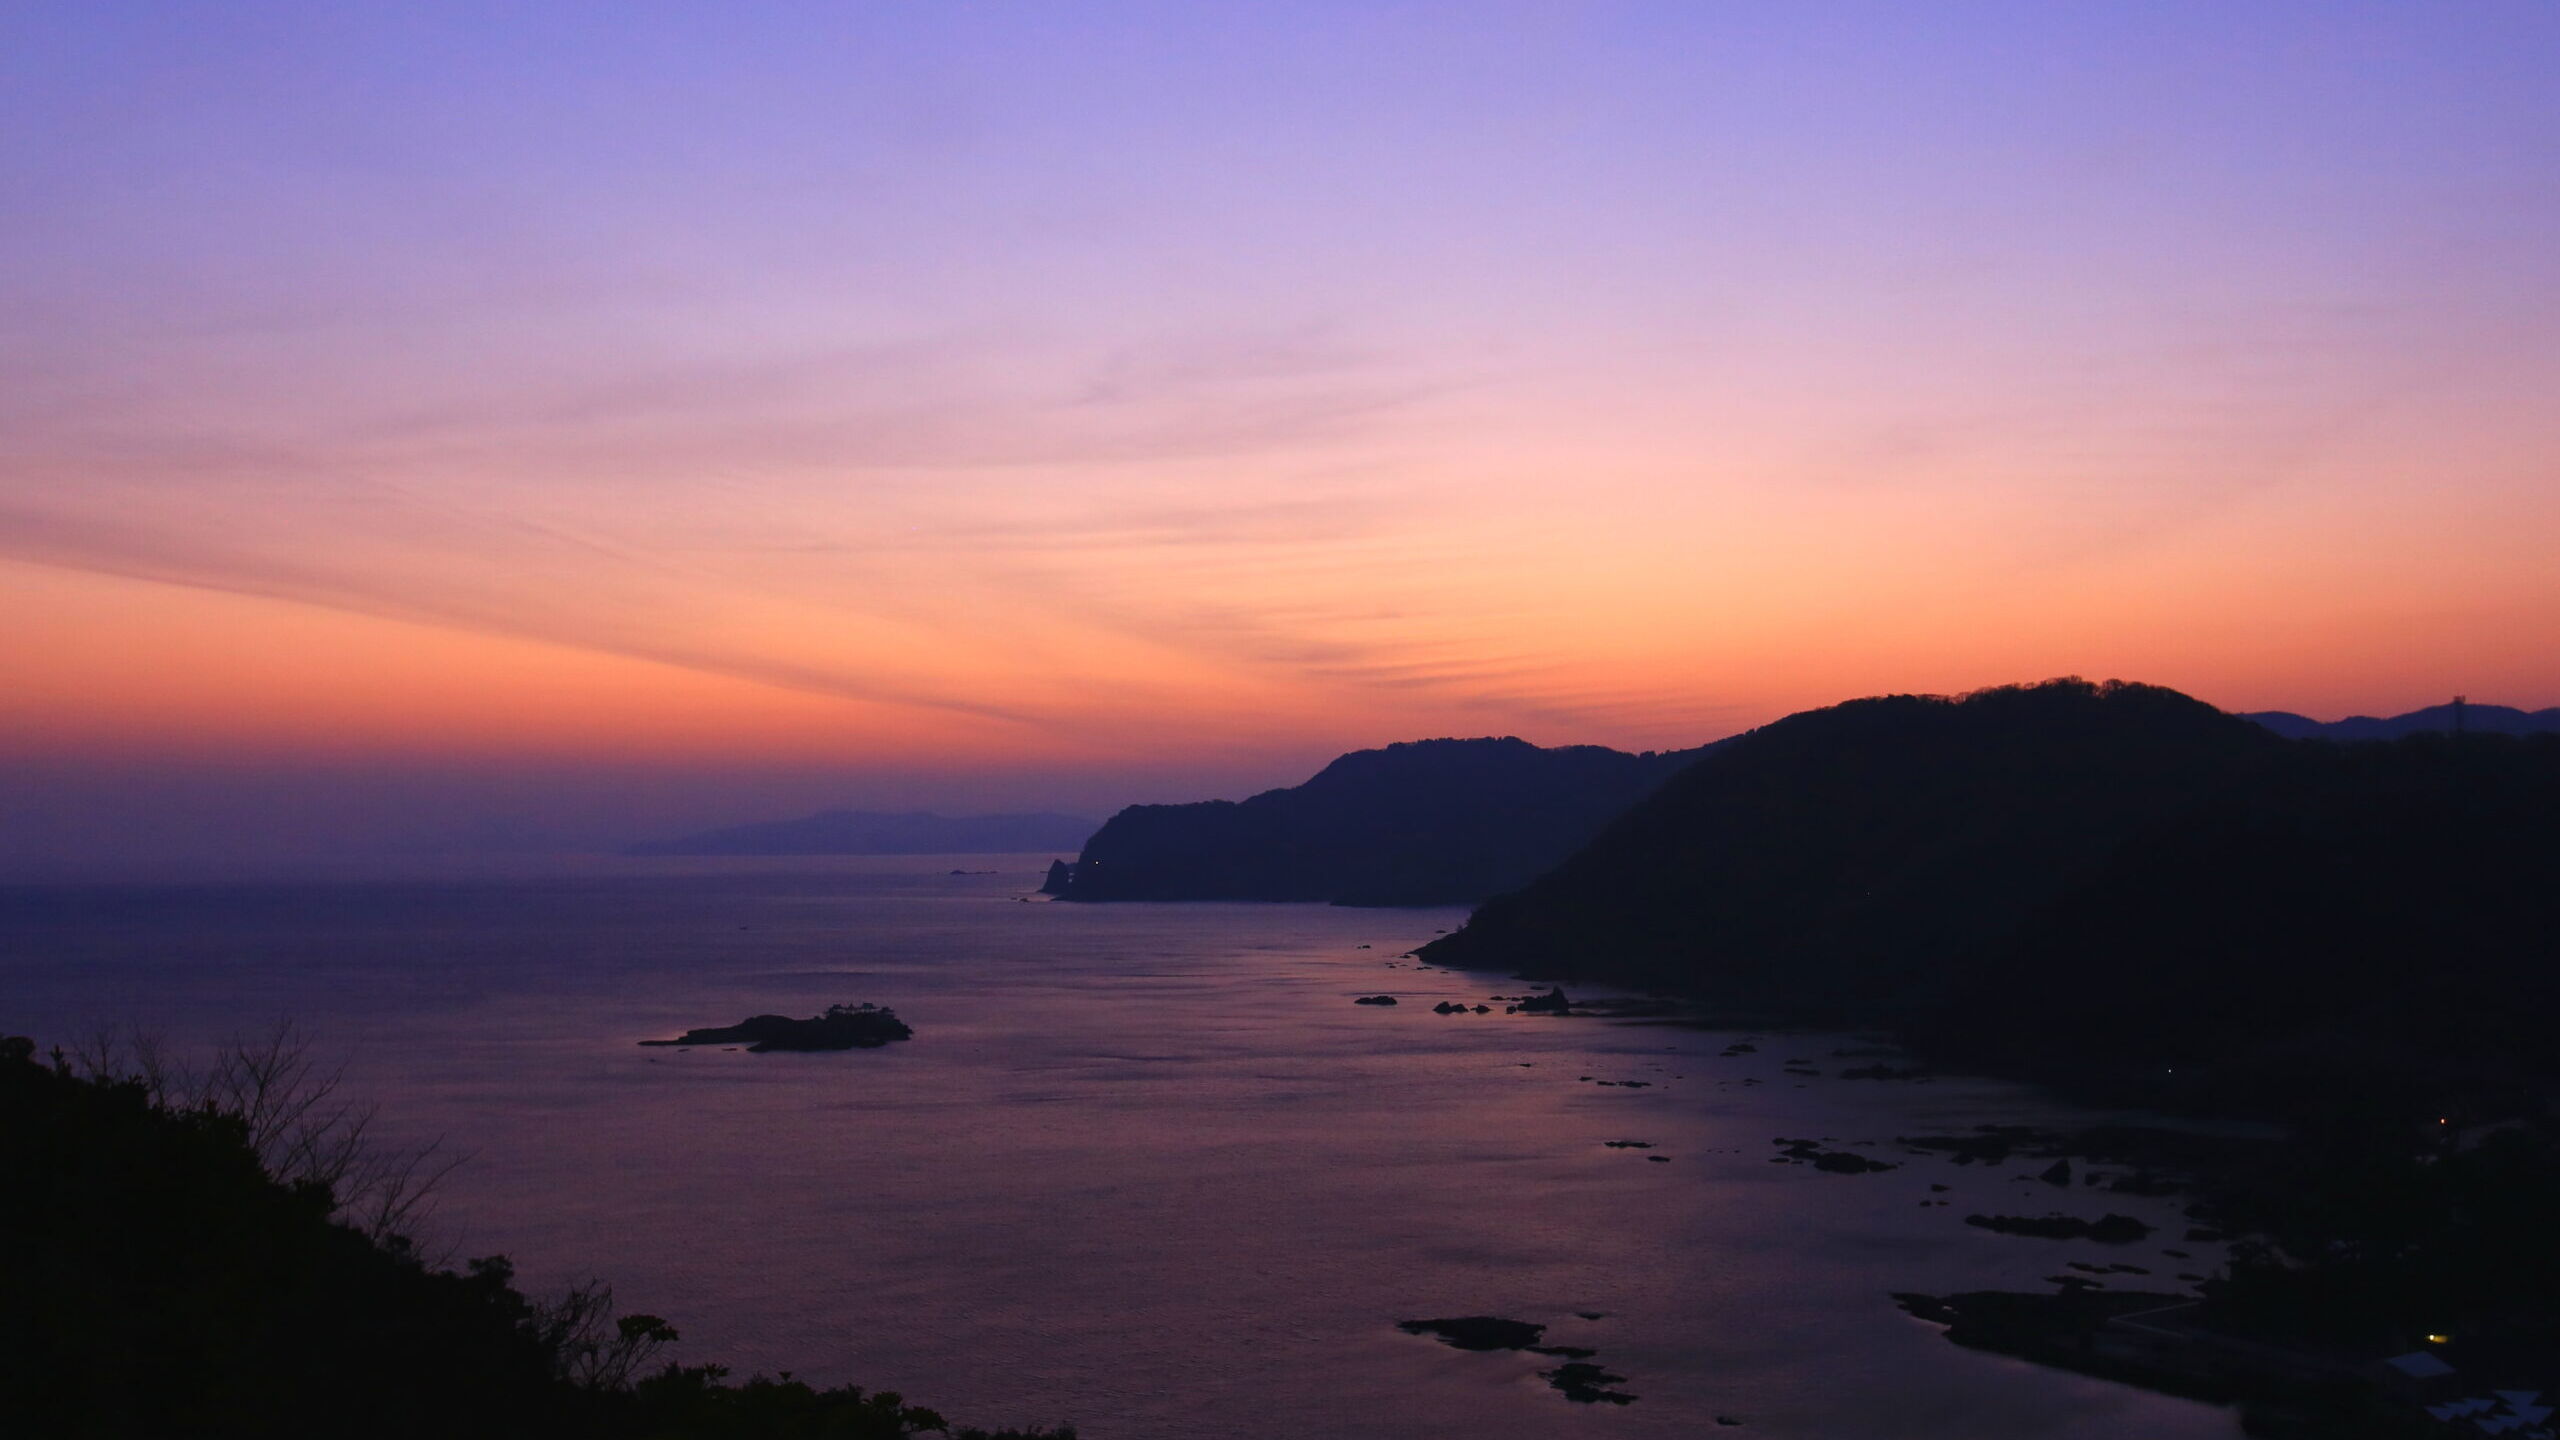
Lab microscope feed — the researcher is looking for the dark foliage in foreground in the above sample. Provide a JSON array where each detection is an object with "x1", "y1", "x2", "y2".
[
  {"x1": 1422, "y1": 678, "x2": 2560, "y2": 1119},
  {"x1": 0, "y1": 1035, "x2": 1070, "y2": 1440}
]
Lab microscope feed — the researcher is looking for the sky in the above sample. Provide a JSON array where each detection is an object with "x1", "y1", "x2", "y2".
[{"x1": 5, "y1": 2, "x2": 2557, "y2": 865}]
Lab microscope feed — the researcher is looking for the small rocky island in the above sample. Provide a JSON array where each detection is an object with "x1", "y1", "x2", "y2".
[
  {"x1": 1398, "y1": 1315, "x2": 1641, "y2": 1406},
  {"x1": 641, "y1": 1003, "x2": 913, "y2": 1052}
]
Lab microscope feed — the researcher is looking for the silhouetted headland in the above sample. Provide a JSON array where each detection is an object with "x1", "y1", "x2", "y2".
[
  {"x1": 1420, "y1": 677, "x2": 2560, "y2": 1120},
  {"x1": 1050, "y1": 736, "x2": 1720, "y2": 905}
]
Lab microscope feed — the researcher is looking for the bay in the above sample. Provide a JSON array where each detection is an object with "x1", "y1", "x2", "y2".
[{"x1": 0, "y1": 854, "x2": 2241, "y2": 1439}]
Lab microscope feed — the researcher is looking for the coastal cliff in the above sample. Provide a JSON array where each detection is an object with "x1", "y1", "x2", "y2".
[
  {"x1": 1051, "y1": 736, "x2": 1716, "y2": 906},
  {"x1": 1421, "y1": 678, "x2": 2560, "y2": 1117}
]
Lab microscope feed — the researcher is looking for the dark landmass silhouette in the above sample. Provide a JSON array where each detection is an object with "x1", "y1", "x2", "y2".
[
  {"x1": 1421, "y1": 678, "x2": 2560, "y2": 1119},
  {"x1": 0, "y1": 1034, "x2": 1068, "y2": 1439},
  {"x1": 631, "y1": 810, "x2": 1096, "y2": 857},
  {"x1": 1415, "y1": 679, "x2": 2560, "y2": 1427},
  {"x1": 1051, "y1": 736, "x2": 1720, "y2": 905},
  {"x1": 1897, "y1": 1115, "x2": 2560, "y2": 1433},
  {"x1": 639, "y1": 1003, "x2": 912, "y2": 1052},
  {"x1": 2244, "y1": 700, "x2": 2560, "y2": 740}
]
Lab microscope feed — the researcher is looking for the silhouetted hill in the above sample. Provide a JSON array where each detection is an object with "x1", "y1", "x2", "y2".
[
  {"x1": 631, "y1": 810, "x2": 1095, "y2": 857},
  {"x1": 1421, "y1": 679, "x2": 2560, "y2": 1117},
  {"x1": 1942, "y1": 729, "x2": 2560, "y2": 1111},
  {"x1": 0, "y1": 1036, "x2": 1071, "y2": 1439},
  {"x1": 1054, "y1": 736, "x2": 1719, "y2": 906},
  {"x1": 2244, "y1": 701, "x2": 2560, "y2": 740},
  {"x1": 1423, "y1": 681, "x2": 2275, "y2": 1013}
]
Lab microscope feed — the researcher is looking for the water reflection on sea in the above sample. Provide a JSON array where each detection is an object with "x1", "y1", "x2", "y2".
[{"x1": 0, "y1": 855, "x2": 2242, "y2": 1439}]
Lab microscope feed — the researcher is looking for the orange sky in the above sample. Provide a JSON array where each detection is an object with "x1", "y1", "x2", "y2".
[{"x1": 5, "y1": 5, "x2": 2556, "y2": 861}]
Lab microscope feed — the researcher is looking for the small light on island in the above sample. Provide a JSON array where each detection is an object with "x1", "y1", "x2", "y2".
[{"x1": 2426, "y1": 1334, "x2": 2453, "y2": 1345}]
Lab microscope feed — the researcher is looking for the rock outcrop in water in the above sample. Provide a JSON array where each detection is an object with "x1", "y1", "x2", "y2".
[
  {"x1": 640, "y1": 1003, "x2": 913, "y2": 1051},
  {"x1": 1396, "y1": 1316, "x2": 1545, "y2": 1351},
  {"x1": 1397, "y1": 1316, "x2": 1639, "y2": 1404},
  {"x1": 1962, "y1": 1212, "x2": 2153, "y2": 1244}
]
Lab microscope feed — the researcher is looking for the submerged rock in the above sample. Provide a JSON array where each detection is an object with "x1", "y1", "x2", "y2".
[
  {"x1": 1963, "y1": 1212, "x2": 2155, "y2": 1244},
  {"x1": 1353, "y1": 995, "x2": 1400, "y2": 1006},
  {"x1": 1400, "y1": 1313, "x2": 1640, "y2": 1401},
  {"x1": 1812, "y1": 1150, "x2": 1894, "y2": 1174},
  {"x1": 1543, "y1": 1361, "x2": 1637, "y2": 1404},
  {"x1": 1772, "y1": 1137, "x2": 1898, "y2": 1174}
]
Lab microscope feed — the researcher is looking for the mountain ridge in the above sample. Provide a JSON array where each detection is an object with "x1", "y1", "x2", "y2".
[
  {"x1": 2242, "y1": 701, "x2": 2560, "y2": 740},
  {"x1": 1053, "y1": 735, "x2": 1721, "y2": 906},
  {"x1": 1419, "y1": 678, "x2": 2560, "y2": 1116}
]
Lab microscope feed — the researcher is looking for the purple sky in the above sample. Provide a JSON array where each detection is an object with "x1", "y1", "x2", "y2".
[{"x1": 5, "y1": 4, "x2": 2557, "y2": 866}]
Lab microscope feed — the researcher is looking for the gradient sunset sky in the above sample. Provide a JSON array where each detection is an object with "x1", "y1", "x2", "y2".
[{"x1": 6, "y1": 3, "x2": 2557, "y2": 863}]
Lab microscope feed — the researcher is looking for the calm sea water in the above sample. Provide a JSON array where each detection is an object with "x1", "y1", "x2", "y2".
[{"x1": 1, "y1": 855, "x2": 2242, "y2": 1439}]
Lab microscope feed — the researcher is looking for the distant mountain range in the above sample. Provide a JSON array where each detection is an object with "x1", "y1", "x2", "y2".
[
  {"x1": 630, "y1": 809, "x2": 1096, "y2": 856},
  {"x1": 622, "y1": 700, "x2": 2549, "y2": 873},
  {"x1": 2243, "y1": 701, "x2": 2560, "y2": 740},
  {"x1": 1049, "y1": 736, "x2": 1722, "y2": 906}
]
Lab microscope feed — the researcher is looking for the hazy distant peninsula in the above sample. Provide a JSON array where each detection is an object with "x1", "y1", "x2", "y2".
[
  {"x1": 2242, "y1": 699, "x2": 2560, "y2": 740},
  {"x1": 1049, "y1": 736, "x2": 1719, "y2": 906},
  {"x1": 631, "y1": 809, "x2": 1097, "y2": 856}
]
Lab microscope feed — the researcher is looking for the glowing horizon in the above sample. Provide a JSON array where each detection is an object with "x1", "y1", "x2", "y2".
[{"x1": 5, "y1": 3, "x2": 2556, "y2": 861}]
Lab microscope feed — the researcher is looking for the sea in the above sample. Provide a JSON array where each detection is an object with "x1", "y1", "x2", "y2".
[{"x1": 0, "y1": 854, "x2": 2244, "y2": 1439}]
